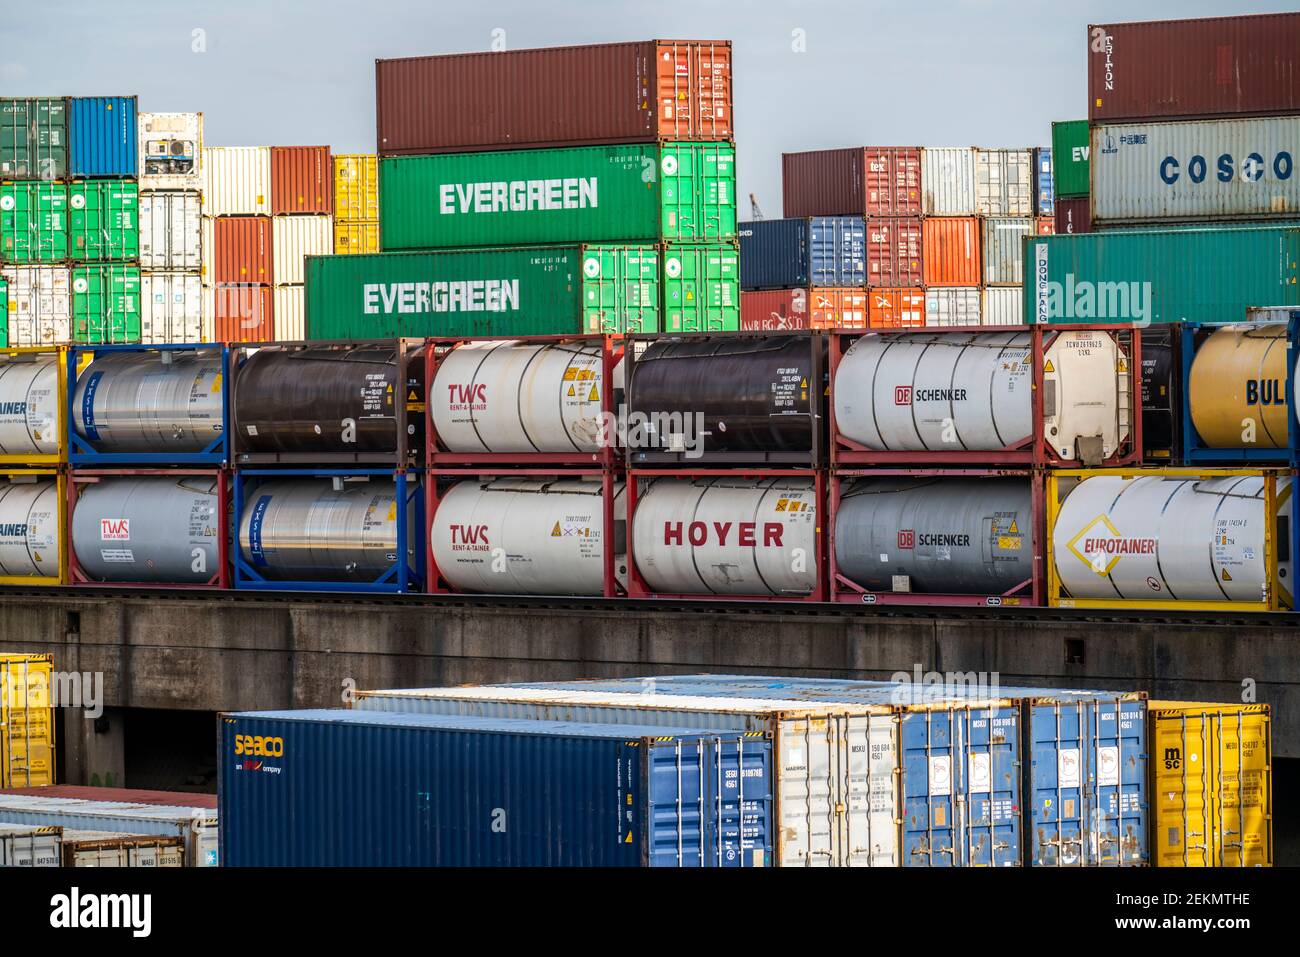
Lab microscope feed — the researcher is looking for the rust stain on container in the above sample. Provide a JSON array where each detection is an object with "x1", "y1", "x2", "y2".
[
  {"x1": 866, "y1": 217, "x2": 923, "y2": 287},
  {"x1": 271, "y1": 145, "x2": 333, "y2": 215}
]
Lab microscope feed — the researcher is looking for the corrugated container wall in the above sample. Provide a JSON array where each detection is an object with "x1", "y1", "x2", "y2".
[
  {"x1": 926, "y1": 286, "x2": 982, "y2": 327},
  {"x1": 0, "y1": 97, "x2": 66, "y2": 179},
  {"x1": 0, "y1": 823, "x2": 61, "y2": 866},
  {"x1": 922, "y1": 216, "x2": 981, "y2": 286},
  {"x1": 1052, "y1": 120, "x2": 1090, "y2": 198},
  {"x1": 72, "y1": 264, "x2": 141, "y2": 344},
  {"x1": 982, "y1": 217, "x2": 1033, "y2": 285},
  {"x1": 213, "y1": 284, "x2": 273, "y2": 342},
  {"x1": 139, "y1": 191, "x2": 202, "y2": 271},
  {"x1": 202, "y1": 147, "x2": 271, "y2": 216},
  {"x1": 0, "y1": 655, "x2": 55, "y2": 788},
  {"x1": 740, "y1": 288, "x2": 810, "y2": 331},
  {"x1": 661, "y1": 242, "x2": 740, "y2": 332},
  {"x1": 138, "y1": 112, "x2": 202, "y2": 191},
  {"x1": 865, "y1": 217, "x2": 922, "y2": 286},
  {"x1": 975, "y1": 148, "x2": 1033, "y2": 217},
  {"x1": 273, "y1": 285, "x2": 305, "y2": 340},
  {"x1": 270, "y1": 146, "x2": 332, "y2": 215},
  {"x1": 67, "y1": 96, "x2": 137, "y2": 178},
  {"x1": 333, "y1": 221, "x2": 380, "y2": 255},
  {"x1": 141, "y1": 272, "x2": 204, "y2": 344},
  {"x1": 1034, "y1": 147, "x2": 1054, "y2": 215},
  {"x1": 68, "y1": 180, "x2": 139, "y2": 263},
  {"x1": 982, "y1": 287, "x2": 1024, "y2": 326},
  {"x1": 333, "y1": 154, "x2": 379, "y2": 221},
  {"x1": 781, "y1": 146, "x2": 921, "y2": 218},
  {"x1": 272, "y1": 215, "x2": 331, "y2": 285},
  {"x1": 2, "y1": 266, "x2": 71, "y2": 345},
  {"x1": 868, "y1": 287, "x2": 925, "y2": 328},
  {"x1": 0, "y1": 795, "x2": 218, "y2": 866},
  {"x1": 1055, "y1": 196, "x2": 1091, "y2": 234},
  {"x1": 922, "y1": 147, "x2": 976, "y2": 215},
  {"x1": 211, "y1": 216, "x2": 272, "y2": 284},
  {"x1": 1, "y1": 181, "x2": 68, "y2": 263},
  {"x1": 377, "y1": 40, "x2": 733, "y2": 154},
  {"x1": 1091, "y1": 116, "x2": 1300, "y2": 225},
  {"x1": 739, "y1": 216, "x2": 865, "y2": 289},
  {"x1": 1088, "y1": 13, "x2": 1300, "y2": 123}
]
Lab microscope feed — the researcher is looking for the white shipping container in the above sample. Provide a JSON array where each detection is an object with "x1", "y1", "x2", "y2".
[
  {"x1": 0, "y1": 823, "x2": 62, "y2": 866},
  {"x1": 982, "y1": 287, "x2": 1024, "y2": 326},
  {"x1": 139, "y1": 112, "x2": 203, "y2": 191},
  {"x1": 3, "y1": 266, "x2": 71, "y2": 345},
  {"x1": 981, "y1": 217, "x2": 1034, "y2": 285},
  {"x1": 1092, "y1": 116, "x2": 1300, "y2": 224},
  {"x1": 273, "y1": 284, "x2": 305, "y2": 340},
  {"x1": 925, "y1": 286, "x2": 981, "y2": 327},
  {"x1": 975, "y1": 149, "x2": 1034, "y2": 217},
  {"x1": 202, "y1": 146, "x2": 271, "y2": 216},
  {"x1": 921, "y1": 147, "x2": 976, "y2": 216},
  {"x1": 271, "y1": 215, "x2": 333, "y2": 285},
  {"x1": 139, "y1": 191, "x2": 202, "y2": 271},
  {"x1": 0, "y1": 796, "x2": 218, "y2": 867},
  {"x1": 142, "y1": 272, "x2": 205, "y2": 343}
]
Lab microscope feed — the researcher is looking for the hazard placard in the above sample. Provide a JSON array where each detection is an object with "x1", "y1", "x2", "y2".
[{"x1": 1043, "y1": 359, "x2": 1055, "y2": 374}]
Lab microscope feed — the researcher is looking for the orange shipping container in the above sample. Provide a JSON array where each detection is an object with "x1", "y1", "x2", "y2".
[
  {"x1": 868, "y1": 288, "x2": 925, "y2": 328},
  {"x1": 211, "y1": 215, "x2": 273, "y2": 284},
  {"x1": 1036, "y1": 216, "x2": 1055, "y2": 235},
  {"x1": 922, "y1": 216, "x2": 981, "y2": 286},
  {"x1": 213, "y1": 284, "x2": 273, "y2": 342},
  {"x1": 271, "y1": 146, "x2": 332, "y2": 215},
  {"x1": 740, "y1": 287, "x2": 868, "y2": 331}
]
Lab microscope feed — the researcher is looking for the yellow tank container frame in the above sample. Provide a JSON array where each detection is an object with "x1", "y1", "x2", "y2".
[
  {"x1": 0, "y1": 468, "x2": 68, "y2": 586},
  {"x1": 0, "y1": 346, "x2": 70, "y2": 466},
  {"x1": 1148, "y1": 701, "x2": 1271, "y2": 867},
  {"x1": 1188, "y1": 324, "x2": 1290, "y2": 449},
  {"x1": 333, "y1": 154, "x2": 379, "y2": 222},
  {"x1": 332, "y1": 220, "x2": 380, "y2": 255},
  {"x1": 0, "y1": 653, "x2": 56, "y2": 788}
]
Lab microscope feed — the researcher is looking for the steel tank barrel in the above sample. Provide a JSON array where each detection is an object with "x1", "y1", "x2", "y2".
[
  {"x1": 632, "y1": 477, "x2": 818, "y2": 595},
  {"x1": 1188, "y1": 324, "x2": 1290, "y2": 448},
  {"x1": 1052, "y1": 474, "x2": 1293, "y2": 603},
  {"x1": 237, "y1": 478, "x2": 415, "y2": 582},
  {"x1": 73, "y1": 352, "x2": 223, "y2": 453},
  {"x1": 235, "y1": 345, "x2": 423, "y2": 457},
  {"x1": 625, "y1": 335, "x2": 817, "y2": 455},
  {"x1": 834, "y1": 478, "x2": 1033, "y2": 594},
  {"x1": 0, "y1": 357, "x2": 59, "y2": 457},
  {"x1": 431, "y1": 479, "x2": 626, "y2": 595},
  {"x1": 0, "y1": 479, "x2": 59, "y2": 578},
  {"x1": 430, "y1": 340, "x2": 609, "y2": 453},
  {"x1": 71, "y1": 476, "x2": 221, "y2": 583}
]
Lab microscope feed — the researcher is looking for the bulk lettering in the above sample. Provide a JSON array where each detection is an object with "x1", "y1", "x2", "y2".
[
  {"x1": 233, "y1": 734, "x2": 284, "y2": 757},
  {"x1": 1159, "y1": 151, "x2": 1293, "y2": 185},
  {"x1": 362, "y1": 280, "x2": 520, "y2": 315},
  {"x1": 662, "y1": 521, "x2": 784, "y2": 547},
  {"x1": 438, "y1": 178, "x2": 598, "y2": 215},
  {"x1": 1245, "y1": 379, "x2": 1285, "y2": 406}
]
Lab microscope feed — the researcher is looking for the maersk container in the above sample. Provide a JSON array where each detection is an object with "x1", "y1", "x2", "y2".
[
  {"x1": 139, "y1": 191, "x2": 202, "y2": 271},
  {"x1": 0, "y1": 823, "x2": 62, "y2": 866},
  {"x1": 1034, "y1": 147, "x2": 1054, "y2": 215},
  {"x1": 219, "y1": 709, "x2": 771, "y2": 867},
  {"x1": 0, "y1": 182, "x2": 68, "y2": 263},
  {"x1": 921, "y1": 147, "x2": 976, "y2": 216},
  {"x1": 739, "y1": 216, "x2": 865, "y2": 289},
  {"x1": 0, "y1": 98, "x2": 66, "y2": 179},
  {"x1": 71, "y1": 265, "x2": 141, "y2": 344},
  {"x1": 660, "y1": 242, "x2": 739, "y2": 332},
  {"x1": 1052, "y1": 120, "x2": 1090, "y2": 199},
  {"x1": 1027, "y1": 225, "x2": 1300, "y2": 325},
  {"x1": 2, "y1": 266, "x2": 71, "y2": 346},
  {"x1": 381, "y1": 142, "x2": 736, "y2": 250},
  {"x1": 68, "y1": 180, "x2": 139, "y2": 262},
  {"x1": 138, "y1": 111, "x2": 202, "y2": 191},
  {"x1": 975, "y1": 148, "x2": 1033, "y2": 217},
  {"x1": 305, "y1": 245, "x2": 660, "y2": 339},
  {"x1": 0, "y1": 795, "x2": 217, "y2": 866},
  {"x1": 67, "y1": 96, "x2": 137, "y2": 178},
  {"x1": 1091, "y1": 116, "x2": 1300, "y2": 225}
]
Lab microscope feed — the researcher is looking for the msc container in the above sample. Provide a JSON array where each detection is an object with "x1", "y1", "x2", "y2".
[
  {"x1": 922, "y1": 217, "x2": 981, "y2": 286},
  {"x1": 377, "y1": 40, "x2": 733, "y2": 154},
  {"x1": 982, "y1": 287, "x2": 1024, "y2": 326},
  {"x1": 333, "y1": 153, "x2": 378, "y2": 221},
  {"x1": 1034, "y1": 146, "x2": 1054, "y2": 215},
  {"x1": 67, "y1": 180, "x2": 139, "y2": 262},
  {"x1": 1148, "y1": 701, "x2": 1271, "y2": 867},
  {"x1": 1, "y1": 181, "x2": 68, "y2": 263},
  {"x1": 868, "y1": 288, "x2": 925, "y2": 329},
  {"x1": 0, "y1": 347, "x2": 66, "y2": 464},
  {"x1": 0, "y1": 655, "x2": 56, "y2": 786},
  {"x1": 739, "y1": 288, "x2": 868, "y2": 332},
  {"x1": 202, "y1": 147, "x2": 271, "y2": 216},
  {"x1": 212, "y1": 284, "x2": 273, "y2": 342},
  {"x1": 975, "y1": 148, "x2": 1033, "y2": 217},
  {"x1": 2, "y1": 267, "x2": 71, "y2": 346},
  {"x1": 921, "y1": 147, "x2": 976, "y2": 216},
  {"x1": 982, "y1": 217, "x2": 1033, "y2": 286},
  {"x1": 1054, "y1": 196, "x2": 1091, "y2": 235},
  {"x1": 0, "y1": 795, "x2": 218, "y2": 866},
  {"x1": 1139, "y1": 325, "x2": 1181, "y2": 462},
  {"x1": 739, "y1": 216, "x2": 864, "y2": 289},
  {"x1": 1027, "y1": 226, "x2": 1300, "y2": 325},
  {"x1": 0, "y1": 823, "x2": 61, "y2": 866},
  {"x1": 924, "y1": 287, "x2": 981, "y2": 327},
  {"x1": 1047, "y1": 468, "x2": 1292, "y2": 611},
  {"x1": 211, "y1": 215, "x2": 272, "y2": 285},
  {"x1": 333, "y1": 221, "x2": 379, "y2": 256},
  {"x1": 781, "y1": 146, "x2": 922, "y2": 218},
  {"x1": 1182, "y1": 323, "x2": 1290, "y2": 463},
  {"x1": 661, "y1": 241, "x2": 740, "y2": 332},
  {"x1": 139, "y1": 191, "x2": 201, "y2": 271},
  {"x1": 382, "y1": 142, "x2": 735, "y2": 250},
  {"x1": 140, "y1": 271, "x2": 204, "y2": 343},
  {"x1": 1092, "y1": 116, "x2": 1300, "y2": 225},
  {"x1": 1052, "y1": 120, "x2": 1090, "y2": 198},
  {"x1": 0, "y1": 97, "x2": 66, "y2": 179},
  {"x1": 271, "y1": 215, "x2": 331, "y2": 285},
  {"x1": 270, "y1": 145, "x2": 331, "y2": 215},
  {"x1": 305, "y1": 245, "x2": 660, "y2": 340},
  {"x1": 71, "y1": 265, "x2": 140, "y2": 344},
  {"x1": 1088, "y1": 13, "x2": 1300, "y2": 123},
  {"x1": 60, "y1": 829, "x2": 186, "y2": 867},
  {"x1": 138, "y1": 111, "x2": 202, "y2": 191},
  {"x1": 865, "y1": 217, "x2": 922, "y2": 287},
  {"x1": 273, "y1": 285, "x2": 304, "y2": 340},
  {"x1": 67, "y1": 96, "x2": 136, "y2": 178}
]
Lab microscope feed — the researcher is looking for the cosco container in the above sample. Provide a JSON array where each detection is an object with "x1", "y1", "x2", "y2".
[
  {"x1": 0, "y1": 795, "x2": 217, "y2": 866},
  {"x1": 739, "y1": 216, "x2": 864, "y2": 289},
  {"x1": 0, "y1": 98, "x2": 66, "y2": 179},
  {"x1": 0, "y1": 655, "x2": 56, "y2": 786},
  {"x1": 925, "y1": 287, "x2": 981, "y2": 327},
  {"x1": 272, "y1": 215, "x2": 331, "y2": 286},
  {"x1": 382, "y1": 142, "x2": 735, "y2": 249},
  {"x1": 922, "y1": 217, "x2": 980, "y2": 286},
  {"x1": 270, "y1": 146, "x2": 331, "y2": 215},
  {"x1": 377, "y1": 40, "x2": 733, "y2": 154},
  {"x1": 0, "y1": 823, "x2": 61, "y2": 866},
  {"x1": 974, "y1": 148, "x2": 1033, "y2": 217},
  {"x1": 141, "y1": 272, "x2": 204, "y2": 343},
  {"x1": 71, "y1": 265, "x2": 140, "y2": 344},
  {"x1": 139, "y1": 191, "x2": 201, "y2": 271},
  {"x1": 1034, "y1": 147, "x2": 1054, "y2": 215},
  {"x1": 2, "y1": 267, "x2": 71, "y2": 346},
  {"x1": 333, "y1": 154, "x2": 378, "y2": 221},
  {"x1": 781, "y1": 146, "x2": 922, "y2": 218},
  {"x1": 202, "y1": 147, "x2": 271, "y2": 216},
  {"x1": 982, "y1": 218, "x2": 1033, "y2": 286},
  {"x1": 661, "y1": 242, "x2": 741, "y2": 332},
  {"x1": 739, "y1": 288, "x2": 868, "y2": 331},
  {"x1": 68, "y1": 180, "x2": 139, "y2": 262},
  {"x1": 921, "y1": 147, "x2": 976, "y2": 216},
  {"x1": 67, "y1": 96, "x2": 137, "y2": 178},
  {"x1": 1051, "y1": 120, "x2": 1090, "y2": 198},
  {"x1": 1, "y1": 182, "x2": 68, "y2": 263},
  {"x1": 138, "y1": 112, "x2": 202, "y2": 191},
  {"x1": 865, "y1": 217, "x2": 922, "y2": 287}
]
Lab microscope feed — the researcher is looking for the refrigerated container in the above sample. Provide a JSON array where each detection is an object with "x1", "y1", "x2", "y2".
[{"x1": 138, "y1": 112, "x2": 202, "y2": 191}]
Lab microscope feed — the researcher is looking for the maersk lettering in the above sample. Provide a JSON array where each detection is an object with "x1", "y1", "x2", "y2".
[
  {"x1": 438, "y1": 178, "x2": 598, "y2": 215},
  {"x1": 362, "y1": 280, "x2": 520, "y2": 315},
  {"x1": 913, "y1": 388, "x2": 968, "y2": 403}
]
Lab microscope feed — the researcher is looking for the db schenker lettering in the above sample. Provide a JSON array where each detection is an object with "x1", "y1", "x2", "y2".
[
  {"x1": 913, "y1": 388, "x2": 967, "y2": 403},
  {"x1": 917, "y1": 533, "x2": 969, "y2": 547}
]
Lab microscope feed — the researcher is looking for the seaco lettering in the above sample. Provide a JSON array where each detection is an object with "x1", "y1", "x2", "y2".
[
  {"x1": 362, "y1": 280, "x2": 520, "y2": 315},
  {"x1": 663, "y1": 521, "x2": 784, "y2": 548},
  {"x1": 233, "y1": 734, "x2": 284, "y2": 757},
  {"x1": 439, "y1": 177, "x2": 598, "y2": 215},
  {"x1": 1159, "y1": 151, "x2": 1293, "y2": 186}
]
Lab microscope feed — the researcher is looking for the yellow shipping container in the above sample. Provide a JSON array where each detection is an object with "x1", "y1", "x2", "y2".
[
  {"x1": 333, "y1": 221, "x2": 380, "y2": 255},
  {"x1": 1149, "y1": 701, "x2": 1271, "y2": 867},
  {"x1": 1, "y1": 654, "x2": 56, "y2": 788},
  {"x1": 333, "y1": 154, "x2": 379, "y2": 222}
]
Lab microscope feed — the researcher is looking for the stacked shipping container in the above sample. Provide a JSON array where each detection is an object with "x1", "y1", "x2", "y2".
[
  {"x1": 139, "y1": 112, "x2": 205, "y2": 341},
  {"x1": 331, "y1": 154, "x2": 379, "y2": 255}
]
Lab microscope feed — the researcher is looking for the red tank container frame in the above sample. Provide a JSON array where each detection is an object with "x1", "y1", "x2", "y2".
[
  {"x1": 828, "y1": 467, "x2": 1045, "y2": 608},
  {"x1": 827, "y1": 324, "x2": 1144, "y2": 467}
]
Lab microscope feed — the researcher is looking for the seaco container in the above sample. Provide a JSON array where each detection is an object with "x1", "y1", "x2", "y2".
[
  {"x1": 0, "y1": 98, "x2": 66, "y2": 179},
  {"x1": 219, "y1": 709, "x2": 771, "y2": 867},
  {"x1": 381, "y1": 142, "x2": 735, "y2": 249},
  {"x1": 270, "y1": 146, "x2": 331, "y2": 215},
  {"x1": 781, "y1": 147, "x2": 922, "y2": 218},
  {"x1": 1052, "y1": 120, "x2": 1090, "y2": 198},
  {"x1": 1027, "y1": 225, "x2": 1300, "y2": 325},
  {"x1": 377, "y1": 40, "x2": 733, "y2": 155},
  {"x1": 0, "y1": 654, "x2": 55, "y2": 787},
  {"x1": 1088, "y1": 13, "x2": 1300, "y2": 124},
  {"x1": 1091, "y1": 116, "x2": 1300, "y2": 225},
  {"x1": 0, "y1": 795, "x2": 217, "y2": 866},
  {"x1": 739, "y1": 216, "x2": 865, "y2": 289},
  {"x1": 67, "y1": 96, "x2": 137, "y2": 178},
  {"x1": 306, "y1": 245, "x2": 660, "y2": 339},
  {"x1": 68, "y1": 180, "x2": 139, "y2": 262}
]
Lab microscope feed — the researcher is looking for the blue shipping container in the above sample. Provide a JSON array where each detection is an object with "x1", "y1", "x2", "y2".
[
  {"x1": 739, "y1": 216, "x2": 865, "y2": 289},
  {"x1": 68, "y1": 96, "x2": 138, "y2": 178},
  {"x1": 1034, "y1": 147, "x2": 1054, "y2": 216},
  {"x1": 219, "y1": 709, "x2": 773, "y2": 867}
]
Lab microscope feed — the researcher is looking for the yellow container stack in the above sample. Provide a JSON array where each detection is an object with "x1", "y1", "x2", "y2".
[
  {"x1": 332, "y1": 154, "x2": 380, "y2": 255},
  {"x1": 0, "y1": 654, "x2": 56, "y2": 787}
]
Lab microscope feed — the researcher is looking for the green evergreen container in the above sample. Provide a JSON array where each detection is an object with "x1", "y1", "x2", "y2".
[
  {"x1": 0, "y1": 181, "x2": 69, "y2": 263},
  {"x1": 1050, "y1": 120, "x2": 1089, "y2": 199},
  {"x1": 0, "y1": 98, "x2": 67, "y2": 179},
  {"x1": 72, "y1": 264, "x2": 141, "y2": 343},
  {"x1": 661, "y1": 242, "x2": 740, "y2": 332},
  {"x1": 69, "y1": 180, "x2": 139, "y2": 262},
  {"x1": 380, "y1": 142, "x2": 735, "y2": 250},
  {"x1": 304, "y1": 245, "x2": 660, "y2": 339}
]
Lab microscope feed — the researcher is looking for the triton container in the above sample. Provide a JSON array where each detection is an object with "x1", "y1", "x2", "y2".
[
  {"x1": 0, "y1": 346, "x2": 67, "y2": 464},
  {"x1": 381, "y1": 142, "x2": 736, "y2": 249},
  {"x1": 739, "y1": 216, "x2": 865, "y2": 289},
  {"x1": 0, "y1": 470, "x2": 66, "y2": 586},
  {"x1": 1181, "y1": 322, "x2": 1291, "y2": 463},
  {"x1": 67, "y1": 96, "x2": 137, "y2": 178},
  {"x1": 376, "y1": 40, "x2": 733, "y2": 155},
  {"x1": 1051, "y1": 120, "x2": 1089, "y2": 198},
  {"x1": 270, "y1": 145, "x2": 332, "y2": 215},
  {"x1": 0, "y1": 97, "x2": 66, "y2": 179},
  {"x1": 661, "y1": 241, "x2": 740, "y2": 332},
  {"x1": 137, "y1": 111, "x2": 202, "y2": 191},
  {"x1": 67, "y1": 180, "x2": 139, "y2": 262},
  {"x1": 0, "y1": 654, "x2": 56, "y2": 788},
  {"x1": 67, "y1": 344, "x2": 228, "y2": 465},
  {"x1": 739, "y1": 288, "x2": 869, "y2": 331},
  {"x1": 780, "y1": 146, "x2": 923, "y2": 218}
]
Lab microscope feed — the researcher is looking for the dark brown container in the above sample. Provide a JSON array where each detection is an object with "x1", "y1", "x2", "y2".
[
  {"x1": 376, "y1": 40, "x2": 733, "y2": 154},
  {"x1": 1054, "y1": 197, "x2": 1091, "y2": 235},
  {"x1": 1089, "y1": 13, "x2": 1300, "y2": 122},
  {"x1": 271, "y1": 146, "x2": 332, "y2": 215},
  {"x1": 212, "y1": 215, "x2": 273, "y2": 284},
  {"x1": 782, "y1": 147, "x2": 922, "y2": 218}
]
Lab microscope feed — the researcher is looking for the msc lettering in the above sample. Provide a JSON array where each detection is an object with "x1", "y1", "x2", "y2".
[
  {"x1": 439, "y1": 177, "x2": 598, "y2": 215},
  {"x1": 663, "y1": 521, "x2": 784, "y2": 547}
]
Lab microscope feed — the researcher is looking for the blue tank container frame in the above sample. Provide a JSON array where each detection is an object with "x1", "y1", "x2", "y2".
[
  {"x1": 66, "y1": 343, "x2": 230, "y2": 466},
  {"x1": 1288, "y1": 312, "x2": 1300, "y2": 467}
]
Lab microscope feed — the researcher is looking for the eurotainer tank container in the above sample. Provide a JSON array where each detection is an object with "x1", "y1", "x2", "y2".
[
  {"x1": 270, "y1": 146, "x2": 332, "y2": 215},
  {"x1": 0, "y1": 98, "x2": 66, "y2": 179},
  {"x1": 67, "y1": 96, "x2": 137, "y2": 178},
  {"x1": 219, "y1": 709, "x2": 771, "y2": 867},
  {"x1": 377, "y1": 40, "x2": 733, "y2": 154},
  {"x1": 739, "y1": 216, "x2": 865, "y2": 289},
  {"x1": 1051, "y1": 120, "x2": 1090, "y2": 198},
  {"x1": 137, "y1": 112, "x2": 202, "y2": 191},
  {"x1": 781, "y1": 147, "x2": 922, "y2": 218},
  {"x1": 0, "y1": 655, "x2": 55, "y2": 787}
]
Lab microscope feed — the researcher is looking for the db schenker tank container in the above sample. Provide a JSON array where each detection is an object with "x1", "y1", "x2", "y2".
[
  {"x1": 1026, "y1": 225, "x2": 1300, "y2": 325},
  {"x1": 781, "y1": 147, "x2": 923, "y2": 218},
  {"x1": 305, "y1": 245, "x2": 660, "y2": 339},
  {"x1": 218, "y1": 709, "x2": 771, "y2": 867},
  {"x1": 739, "y1": 217, "x2": 865, "y2": 289},
  {"x1": 1051, "y1": 120, "x2": 1089, "y2": 198},
  {"x1": 67, "y1": 96, "x2": 137, "y2": 179},
  {"x1": 0, "y1": 98, "x2": 66, "y2": 179},
  {"x1": 376, "y1": 40, "x2": 733, "y2": 155},
  {"x1": 381, "y1": 142, "x2": 736, "y2": 249}
]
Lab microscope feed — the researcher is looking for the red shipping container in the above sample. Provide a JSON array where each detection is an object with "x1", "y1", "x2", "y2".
[
  {"x1": 1035, "y1": 216, "x2": 1055, "y2": 236},
  {"x1": 740, "y1": 288, "x2": 869, "y2": 331},
  {"x1": 214, "y1": 284, "x2": 274, "y2": 342},
  {"x1": 782, "y1": 147, "x2": 921, "y2": 218},
  {"x1": 271, "y1": 146, "x2": 332, "y2": 215},
  {"x1": 212, "y1": 216, "x2": 273, "y2": 284},
  {"x1": 865, "y1": 217, "x2": 922, "y2": 287},
  {"x1": 1054, "y1": 197, "x2": 1091, "y2": 235},
  {"x1": 1088, "y1": 13, "x2": 1300, "y2": 122},
  {"x1": 377, "y1": 40, "x2": 732, "y2": 154},
  {"x1": 922, "y1": 217, "x2": 981, "y2": 286},
  {"x1": 867, "y1": 288, "x2": 925, "y2": 329}
]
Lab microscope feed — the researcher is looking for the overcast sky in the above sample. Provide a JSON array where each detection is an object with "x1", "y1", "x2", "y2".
[{"x1": 3, "y1": 0, "x2": 1290, "y2": 212}]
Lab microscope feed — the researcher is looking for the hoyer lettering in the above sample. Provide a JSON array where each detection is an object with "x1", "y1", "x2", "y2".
[{"x1": 663, "y1": 521, "x2": 784, "y2": 547}]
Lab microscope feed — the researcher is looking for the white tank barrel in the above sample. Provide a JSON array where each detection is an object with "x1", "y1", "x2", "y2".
[
  {"x1": 0, "y1": 357, "x2": 59, "y2": 457},
  {"x1": 431, "y1": 479, "x2": 626, "y2": 595},
  {"x1": 1052, "y1": 474, "x2": 1293, "y2": 603},
  {"x1": 71, "y1": 475, "x2": 221, "y2": 583},
  {"x1": 632, "y1": 477, "x2": 819, "y2": 596},
  {"x1": 0, "y1": 478, "x2": 59, "y2": 578},
  {"x1": 73, "y1": 351, "x2": 224, "y2": 453},
  {"x1": 1188, "y1": 324, "x2": 1290, "y2": 449}
]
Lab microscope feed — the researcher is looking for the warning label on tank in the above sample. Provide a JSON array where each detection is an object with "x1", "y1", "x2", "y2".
[
  {"x1": 770, "y1": 366, "x2": 806, "y2": 412},
  {"x1": 100, "y1": 549, "x2": 134, "y2": 563},
  {"x1": 360, "y1": 372, "x2": 393, "y2": 416}
]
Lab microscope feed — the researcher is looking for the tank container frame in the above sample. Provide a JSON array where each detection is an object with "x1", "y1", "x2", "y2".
[
  {"x1": 0, "y1": 468, "x2": 67, "y2": 586},
  {"x1": 0, "y1": 345, "x2": 70, "y2": 466}
]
